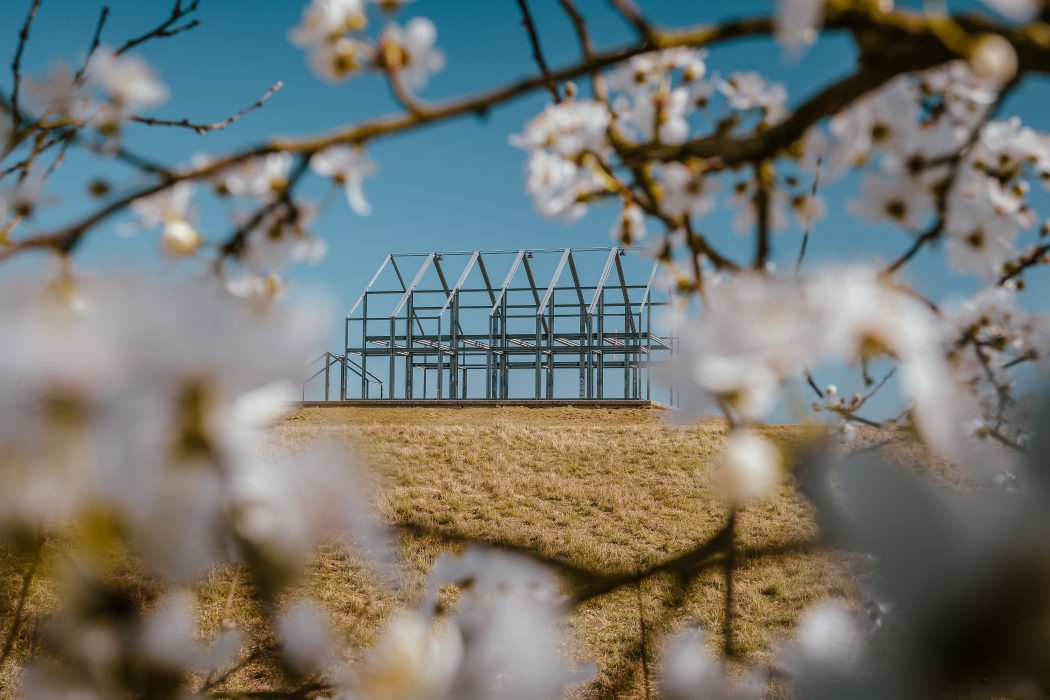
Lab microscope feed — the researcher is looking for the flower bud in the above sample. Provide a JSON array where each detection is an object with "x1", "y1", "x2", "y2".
[
  {"x1": 161, "y1": 219, "x2": 202, "y2": 257},
  {"x1": 968, "y1": 34, "x2": 1017, "y2": 85}
]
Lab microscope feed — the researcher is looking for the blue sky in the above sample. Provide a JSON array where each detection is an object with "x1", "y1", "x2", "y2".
[{"x1": 2, "y1": 0, "x2": 1048, "y2": 407}]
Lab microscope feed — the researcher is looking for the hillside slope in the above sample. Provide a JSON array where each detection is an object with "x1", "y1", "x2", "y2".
[
  {"x1": 270, "y1": 406, "x2": 849, "y2": 698},
  {"x1": 0, "y1": 406, "x2": 851, "y2": 699}
]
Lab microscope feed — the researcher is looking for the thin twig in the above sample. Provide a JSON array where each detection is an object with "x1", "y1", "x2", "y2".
[
  {"x1": 556, "y1": 0, "x2": 607, "y2": 101},
  {"x1": 73, "y1": 5, "x2": 110, "y2": 85},
  {"x1": 753, "y1": 160, "x2": 772, "y2": 269},
  {"x1": 795, "y1": 157, "x2": 822, "y2": 275},
  {"x1": 608, "y1": 0, "x2": 654, "y2": 42},
  {"x1": 115, "y1": 0, "x2": 201, "y2": 56},
  {"x1": 516, "y1": 0, "x2": 560, "y2": 103},
  {"x1": 853, "y1": 366, "x2": 898, "y2": 411},
  {"x1": 10, "y1": 0, "x2": 42, "y2": 131},
  {"x1": 129, "y1": 81, "x2": 283, "y2": 134},
  {"x1": 988, "y1": 427, "x2": 1026, "y2": 453}
]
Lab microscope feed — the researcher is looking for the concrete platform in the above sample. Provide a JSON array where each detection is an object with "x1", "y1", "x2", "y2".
[{"x1": 294, "y1": 399, "x2": 670, "y2": 409}]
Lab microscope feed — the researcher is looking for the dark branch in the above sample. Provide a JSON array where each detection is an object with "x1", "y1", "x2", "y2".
[
  {"x1": 515, "y1": 0, "x2": 560, "y2": 103},
  {"x1": 115, "y1": 0, "x2": 201, "y2": 56},
  {"x1": 10, "y1": 0, "x2": 42, "y2": 132},
  {"x1": 128, "y1": 81, "x2": 283, "y2": 134},
  {"x1": 73, "y1": 6, "x2": 110, "y2": 85}
]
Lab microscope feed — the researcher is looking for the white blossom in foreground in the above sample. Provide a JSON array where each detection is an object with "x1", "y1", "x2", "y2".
[
  {"x1": 355, "y1": 614, "x2": 463, "y2": 700},
  {"x1": 415, "y1": 548, "x2": 594, "y2": 699},
  {"x1": 780, "y1": 599, "x2": 868, "y2": 675},
  {"x1": 310, "y1": 145, "x2": 377, "y2": 215},
  {"x1": 657, "y1": 162, "x2": 716, "y2": 220},
  {"x1": 610, "y1": 202, "x2": 647, "y2": 244},
  {"x1": 288, "y1": 0, "x2": 375, "y2": 82},
  {"x1": 161, "y1": 219, "x2": 203, "y2": 257},
  {"x1": 309, "y1": 35, "x2": 376, "y2": 82},
  {"x1": 290, "y1": 0, "x2": 368, "y2": 48},
  {"x1": 0, "y1": 275, "x2": 390, "y2": 584},
  {"x1": 850, "y1": 174, "x2": 933, "y2": 231},
  {"x1": 277, "y1": 599, "x2": 338, "y2": 676},
  {"x1": 89, "y1": 47, "x2": 169, "y2": 112},
  {"x1": 775, "y1": 0, "x2": 824, "y2": 52},
  {"x1": 662, "y1": 266, "x2": 999, "y2": 473},
  {"x1": 220, "y1": 153, "x2": 293, "y2": 199},
  {"x1": 716, "y1": 429, "x2": 781, "y2": 503},
  {"x1": 718, "y1": 72, "x2": 788, "y2": 124},
  {"x1": 381, "y1": 17, "x2": 446, "y2": 90},
  {"x1": 129, "y1": 181, "x2": 195, "y2": 230},
  {"x1": 24, "y1": 62, "x2": 91, "y2": 124},
  {"x1": 659, "y1": 625, "x2": 733, "y2": 700}
]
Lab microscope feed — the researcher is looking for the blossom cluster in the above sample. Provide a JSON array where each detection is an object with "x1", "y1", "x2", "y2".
[{"x1": 289, "y1": 0, "x2": 445, "y2": 87}]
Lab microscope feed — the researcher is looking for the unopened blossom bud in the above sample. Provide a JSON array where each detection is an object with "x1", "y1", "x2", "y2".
[
  {"x1": 161, "y1": 219, "x2": 202, "y2": 257},
  {"x1": 715, "y1": 429, "x2": 780, "y2": 503},
  {"x1": 825, "y1": 384, "x2": 837, "y2": 396},
  {"x1": 968, "y1": 34, "x2": 1017, "y2": 85}
]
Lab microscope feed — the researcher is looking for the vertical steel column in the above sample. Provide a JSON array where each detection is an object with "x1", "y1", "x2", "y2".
[
  {"x1": 585, "y1": 313, "x2": 594, "y2": 398},
  {"x1": 450, "y1": 292, "x2": 459, "y2": 399},
  {"x1": 534, "y1": 315, "x2": 542, "y2": 399},
  {"x1": 624, "y1": 302, "x2": 630, "y2": 399},
  {"x1": 597, "y1": 293, "x2": 605, "y2": 399},
  {"x1": 646, "y1": 300, "x2": 652, "y2": 400},
  {"x1": 486, "y1": 315, "x2": 494, "y2": 399},
  {"x1": 341, "y1": 320, "x2": 348, "y2": 400},
  {"x1": 546, "y1": 298, "x2": 555, "y2": 398},
  {"x1": 436, "y1": 316, "x2": 443, "y2": 399},
  {"x1": 324, "y1": 352, "x2": 331, "y2": 401},
  {"x1": 361, "y1": 294, "x2": 369, "y2": 399},
  {"x1": 405, "y1": 293, "x2": 414, "y2": 399},
  {"x1": 500, "y1": 295, "x2": 509, "y2": 399},
  {"x1": 388, "y1": 317, "x2": 396, "y2": 400},
  {"x1": 578, "y1": 312, "x2": 586, "y2": 398}
]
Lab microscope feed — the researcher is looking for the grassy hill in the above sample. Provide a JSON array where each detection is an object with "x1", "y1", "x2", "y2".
[
  {"x1": 271, "y1": 406, "x2": 848, "y2": 698},
  {"x1": 1, "y1": 406, "x2": 853, "y2": 699}
]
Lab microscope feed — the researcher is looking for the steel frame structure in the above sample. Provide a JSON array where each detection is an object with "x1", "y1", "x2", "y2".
[{"x1": 330, "y1": 247, "x2": 675, "y2": 401}]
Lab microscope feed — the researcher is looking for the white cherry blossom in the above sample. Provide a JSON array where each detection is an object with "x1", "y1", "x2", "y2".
[
  {"x1": 850, "y1": 174, "x2": 933, "y2": 231},
  {"x1": 658, "y1": 162, "x2": 715, "y2": 219},
  {"x1": 129, "y1": 181, "x2": 195, "y2": 230},
  {"x1": 289, "y1": 0, "x2": 368, "y2": 48},
  {"x1": 309, "y1": 144, "x2": 377, "y2": 215},
  {"x1": 381, "y1": 17, "x2": 446, "y2": 90},
  {"x1": 718, "y1": 72, "x2": 788, "y2": 123},
  {"x1": 716, "y1": 429, "x2": 781, "y2": 502},
  {"x1": 776, "y1": 0, "x2": 824, "y2": 51},
  {"x1": 89, "y1": 47, "x2": 169, "y2": 113}
]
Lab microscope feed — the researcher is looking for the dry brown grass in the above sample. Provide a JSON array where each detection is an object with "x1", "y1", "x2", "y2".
[{"x1": 1, "y1": 406, "x2": 856, "y2": 699}]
